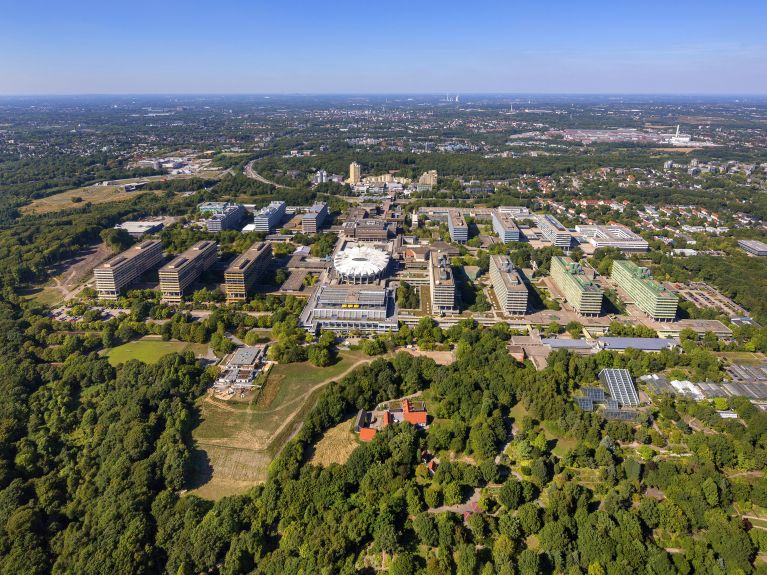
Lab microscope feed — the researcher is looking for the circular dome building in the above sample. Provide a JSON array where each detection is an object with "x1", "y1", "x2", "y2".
[{"x1": 333, "y1": 245, "x2": 390, "y2": 284}]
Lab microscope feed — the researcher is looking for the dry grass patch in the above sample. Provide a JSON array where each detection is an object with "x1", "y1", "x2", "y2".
[{"x1": 308, "y1": 417, "x2": 359, "y2": 467}]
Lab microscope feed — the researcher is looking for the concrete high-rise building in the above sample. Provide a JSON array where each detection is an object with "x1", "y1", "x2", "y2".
[
  {"x1": 537, "y1": 214, "x2": 572, "y2": 249},
  {"x1": 94, "y1": 239, "x2": 164, "y2": 300},
  {"x1": 302, "y1": 202, "x2": 328, "y2": 233},
  {"x1": 206, "y1": 204, "x2": 245, "y2": 232},
  {"x1": 224, "y1": 241, "x2": 272, "y2": 303},
  {"x1": 611, "y1": 260, "x2": 678, "y2": 321},
  {"x1": 159, "y1": 240, "x2": 218, "y2": 302},
  {"x1": 550, "y1": 256, "x2": 603, "y2": 316},
  {"x1": 429, "y1": 251, "x2": 457, "y2": 315},
  {"x1": 253, "y1": 201, "x2": 286, "y2": 233},
  {"x1": 490, "y1": 255, "x2": 528, "y2": 315},
  {"x1": 447, "y1": 211, "x2": 468, "y2": 243},
  {"x1": 491, "y1": 210, "x2": 521, "y2": 243},
  {"x1": 349, "y1": 162, "x2": 361, "y2": 185},
  {"x1": 418, "y1": 170, "x2": 438, "y2": 187}
]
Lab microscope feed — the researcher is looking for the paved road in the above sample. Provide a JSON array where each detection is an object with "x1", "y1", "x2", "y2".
[{"x1": 244, "y1": 160, "x2": 288, "y2": 189}]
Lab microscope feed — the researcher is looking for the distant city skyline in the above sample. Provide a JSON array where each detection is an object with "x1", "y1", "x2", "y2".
[{"x1": 1, "y1": 0, "x2": 766, "y2": 95}]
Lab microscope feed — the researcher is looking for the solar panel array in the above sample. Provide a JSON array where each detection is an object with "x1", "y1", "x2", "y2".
[
  {"x1": 599, "y1": 369, "x2": 639, "y2": 406},
  {"x1": 605, "y1": 398, "x2": 619, "y2": 410},
  {"x1": 583, "y1": 387, "x2": 605, "y2": 401},
  {"x1": 575, "y1": 397, "x2": 594, "y2": 412},
  {"x1": 604, "y1": 410, "x2": 638, "y2": 421}
]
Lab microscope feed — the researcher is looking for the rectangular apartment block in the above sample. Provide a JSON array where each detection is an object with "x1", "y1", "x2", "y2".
[
  {"x1": 94, "y1": 239, "x2": 164, "y2": 300},
  {"x1": 447, "y1": 211, "x2": 468, "y2": 243},
  {"x1": 206, "y1": 204, "x2": 245, "y2": 232},
  {"x1": 302, "y1": 202, "x2": 328, "y2": 233},
  {"x1": 611, "y1": 260, "x2": 678, "y2": 320},
  {"x1": 550, "y1": 256, "x2": 603, "y2": 316},
  {"x1": 198, "y1": 201, "x2": 238, "y2": 215},
  {"x1": 253, "y1": 201, "x2": 286, "y2": 233},
  {"x1": 491, "y1": 210, "x2": 521, "y2": 243},
  {"x1": 159, "y1": 240, "x2": 218, "y2": 302},
  {"x1": 489, "y1": 255, "x2": 528, "y2": 315},
  {"x1": 429, "y1": 251, "x2": 458, "y2": 314},
  {"x1": 739, "y1": 239, "x2": 767, "y2": 256},
  {"x1": 537, "y1": 214, "x2": 572, "y2": 249},
  {"x1": 224, "y1": 241, "x2": 272, "y2": 302}
]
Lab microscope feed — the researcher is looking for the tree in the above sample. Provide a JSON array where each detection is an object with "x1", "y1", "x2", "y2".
[
  {"x1": 498, "y1": 479, "x2": 523, "y2": 510},
  {"x1": 100, "y1": 227, "x2": 134, "y2": 253},
  {"x1": 390, "y1": 553, "x2": 417, "y2": 575}
]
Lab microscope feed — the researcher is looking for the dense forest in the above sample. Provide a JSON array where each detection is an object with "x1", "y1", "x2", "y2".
[{"x1": 2, "y1": 296, "x2": 767, "y2": 573}]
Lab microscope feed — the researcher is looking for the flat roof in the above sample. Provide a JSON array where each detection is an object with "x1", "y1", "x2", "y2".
[
  {"x1": 225, "y1": 241, "x2": 270, "y2": 273},
  {"x1": 552, "y1": 256, "x2": 603, "y2": 293},
  {"x1": 598, "y1": 337, "x2": 678, "y2": 351},
  {"x1": 98, "y1": 239, "x2": 162, "y2": 269},
  {"x1": 739, "y1": 239, "x2": 767, "y2": 250},
  {"x1": 229, "y1": 346, "x2": 262, "y2": 366},
  {"x1": 430, "y1": 251, "x2": 455, "y2": 285},
  {"x1": 160, "y1": 241, "x2": 215, "y2": 272},
  {"x1": 491, "y1": 255, "x2": 527, "y2": 292}
]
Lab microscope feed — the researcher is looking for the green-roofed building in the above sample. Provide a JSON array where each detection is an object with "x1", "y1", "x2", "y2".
[
  {"x1": 550, "y1": 256, "x2": 604, "y2": 316},
  {"x1": 611, "y1": 260, "x2": 678, "y2": 321}
]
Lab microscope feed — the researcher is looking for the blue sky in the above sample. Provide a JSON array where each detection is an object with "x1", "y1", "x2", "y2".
[{"x1": 1, "y1": 0, "x2": 765, "y2": 94}]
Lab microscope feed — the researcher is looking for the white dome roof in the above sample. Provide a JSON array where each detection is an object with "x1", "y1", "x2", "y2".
[{"x1": 333, "y1": 246, "x2": 390, "y2": 278}]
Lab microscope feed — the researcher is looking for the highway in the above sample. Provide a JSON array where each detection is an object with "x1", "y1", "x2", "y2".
[{"x1": 244, "y1": 160, "x2": 288, "y2": 189}]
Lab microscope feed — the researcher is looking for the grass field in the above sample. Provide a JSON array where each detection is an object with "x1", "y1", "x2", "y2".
[
  {"x1": 189, "y1": 350, "x2": 372, "y2": 499},
  {"x1": 105, "y1": 338, "x2": 210, "y2": 366},
  {"x1": 22, "y1": 185, "x2": 164, "y2": 215},
  {"x1": 715, "y1": 351, "x2": 767, "y2": 365},
  {"x1": 307, "y1": 417, "x2": 359, "y2": 467}
]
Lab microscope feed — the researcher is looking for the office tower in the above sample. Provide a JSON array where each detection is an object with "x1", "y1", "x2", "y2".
[
  {"x1": 224, "y1": 241, "x2": 272, "y2": 303},
  {"x1": 490, "y1": 255, "x2": 528, "y2": 315},
  {"x1": 611, "y1": 260, "x2": 678, "y2": 321},
  {"x1": 159, "y1": 240, "x2": 218, "y2": 302},
  {"x1": 429, "y1": 251, "x2": 457, "y2": 314},
  {"x1": 253, "y1": 201, "x2": 286, "y2": 233},
  {"x1": 302, "y1": 202, "x2": 328, "y2": 233},
  {"x1": 491, "y1": 210, "x2": 521, "y2": 243},
  {"x1": 94, "y1": 239, "x2": 164, "y2": 300},
  {"x1": 550, "y1": 256, "x2": 603, "y2": 316},
  {"x1": 349, "y1": 161, "x2": 361, "y2": 184},
  {"x1": 206, "y1": 204, "x2": 245, "y2": 232},
  {"x1": 537, "y1": 214, "x2": 572, "y2": 249},
  {"x1": 447, "y1": 211, "x2": 468, "y2": 243}
]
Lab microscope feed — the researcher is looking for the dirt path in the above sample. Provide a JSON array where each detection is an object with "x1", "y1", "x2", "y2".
[
  {"x1": 263, "y1": 359, "x2": 374, "y2": 434},
  {"x1": 428, "y1": 488, "x2": 481, "y2": 515}
]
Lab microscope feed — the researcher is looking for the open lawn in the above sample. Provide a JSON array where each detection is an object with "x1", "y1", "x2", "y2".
[
  {"x1": 188, "y1": 350, "x2": 373, "y2": 499},
  {"x1": 307, "y1": 417, "x2": 359, "y2": 467},
  {"x1": 715, "y1": 351, "x2": 767, "y2": 365},
  {"x1": 105, "y1": 338, "x2": 209, "y2": 366},
  {"x1": 542, "y1": 420, "x2": 578, "y2": 457}
]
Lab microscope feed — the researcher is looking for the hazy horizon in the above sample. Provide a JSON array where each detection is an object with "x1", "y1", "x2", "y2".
[{"x1": 1, "y1": 0, "x2": 765, "y2": 96}]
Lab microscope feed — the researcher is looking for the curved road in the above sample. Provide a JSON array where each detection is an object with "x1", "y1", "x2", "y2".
[{"x1": 244, "y1": 160, "x2": 288, "y2": 189}]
